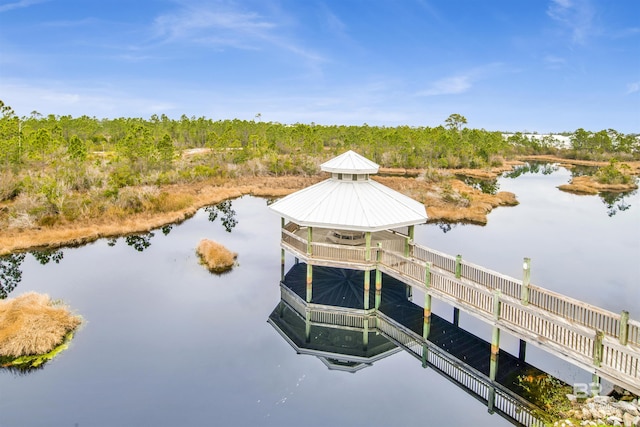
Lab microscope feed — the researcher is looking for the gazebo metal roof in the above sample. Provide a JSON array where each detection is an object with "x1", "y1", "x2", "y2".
[
  {"x1": 320, "y1": 150, "x2": 379, "y2": 174},
  {"x1": 269, "y1": 151, "x2": 427, "y2": 232}
]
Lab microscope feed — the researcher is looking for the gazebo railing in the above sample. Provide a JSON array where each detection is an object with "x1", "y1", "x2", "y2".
[
  {"x1": 282, "y1": 228, "x2": 308, "y2": 254},
  {"x1": 311, "y1": 242, "x2": 369, "y2": 263}
]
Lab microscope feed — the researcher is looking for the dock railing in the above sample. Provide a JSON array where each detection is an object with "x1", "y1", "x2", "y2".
[
  {"x1": 280, "y1": 227, "x2": 640, "y2": 393},
  {"x1": 409, "y1": 242, "x2": 635, "y2": 347},
  {"x1": 281, "y1": 229, "x2": 637, "y2": 346},
  {"x1": 376, "y1": 312, "x2": 547, "y2": 427}
]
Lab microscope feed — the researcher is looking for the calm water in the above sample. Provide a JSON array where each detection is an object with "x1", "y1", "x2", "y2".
[{"x1": 1, "y1": 166, "x2": 638, "y2": 427}]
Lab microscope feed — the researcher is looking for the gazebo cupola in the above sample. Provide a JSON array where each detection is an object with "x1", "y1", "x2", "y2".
[{"x1": 321, "y1": 149, "x2": 379, "y2": 183}]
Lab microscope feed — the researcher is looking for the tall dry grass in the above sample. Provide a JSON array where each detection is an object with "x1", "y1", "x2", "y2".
[
  {"x1": 0, "y1": 292, "x2": 82, "y2": 358},
  {"x1": 196, "y1": 239, "x2": 237, "y2": 273}
]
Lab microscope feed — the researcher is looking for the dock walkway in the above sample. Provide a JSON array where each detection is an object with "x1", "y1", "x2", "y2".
[{"x1": 280, "y1": 223, "x2": 640, "y2": 394}]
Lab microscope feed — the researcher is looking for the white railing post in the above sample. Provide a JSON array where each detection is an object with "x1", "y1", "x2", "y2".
[{"x1": 521, "y1": 257, "x2": 530, "y2": 305}]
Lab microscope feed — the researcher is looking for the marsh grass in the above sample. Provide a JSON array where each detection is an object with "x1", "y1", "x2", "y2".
[
  {"x1": 196, "y1": 239, "x2": 237, "y2": 274},
  {"x1": 1, "y1": 332, "x2": 75, "y2": 372},
  {"x1": 0, "y1": 292, "x2": 81, "y2": 360},
  {"x1": 0, "y1": 172, "x2": 21, "y2": 202}
]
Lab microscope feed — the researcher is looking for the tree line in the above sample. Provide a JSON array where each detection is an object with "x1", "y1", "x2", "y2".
[{"x1": 2, "y1": 100, "x2": 638, "y2": 176}]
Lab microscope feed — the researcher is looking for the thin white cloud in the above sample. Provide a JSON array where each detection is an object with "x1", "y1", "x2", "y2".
[
  {"x1": 626, "y1": 82, "x2": 640, "y2": 95},
  {"x1": 322, "y1": 7, "x2": 347, "y2": 35},
  {"x1": 41, "y1": 17, "x2": 100, "y2": 28},
  {"x1": 416, "y1": 63, "x2": 507, "y2": 97},
  {"x1": 0, "y1": 0, "x2": 47, "y2": 13},
  {"x1": 611, "y1": 27, "x2": 640, "y2": 39},
  {"x1": 544, "y1": 55, "x2": 567, "y2": 69},
  {"x1": 152, "y1": 2, "x2": 324, "y2": 65},
  {"x1": 416, "y1": 75, "x2": 472, "y2": 96},
  {"x1": 546, "y1": 0, "x2": 595, "y2": 44},
  {"x1": 154, "y1": 7, "x2": 275, "y2": 44}
]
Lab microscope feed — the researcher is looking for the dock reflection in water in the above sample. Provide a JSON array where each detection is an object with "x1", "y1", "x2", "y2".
[{"x1": 270, "y1": 263, "x2": 559, "y2": 427}]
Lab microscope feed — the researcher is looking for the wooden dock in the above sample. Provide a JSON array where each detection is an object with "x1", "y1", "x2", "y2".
[{"x1": 280, "y1": 223, "x2": 640, "y2": 395}]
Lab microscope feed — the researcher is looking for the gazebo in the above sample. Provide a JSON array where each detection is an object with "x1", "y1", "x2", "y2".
[{"x1": 269, "y1": 150, "x2": 428, "y2": 308}]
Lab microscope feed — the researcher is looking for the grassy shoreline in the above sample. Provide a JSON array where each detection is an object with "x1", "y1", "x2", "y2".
[
  {"x1": 0, "y1": 174, "x2": 516, "y2": 255},
  {"x1": 1, "y1": 156, "x2": 637, "y2": 255}
]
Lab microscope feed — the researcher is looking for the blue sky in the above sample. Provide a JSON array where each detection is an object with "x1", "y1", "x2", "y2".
[{"x1": 0, "y1": 0, "x2": 638, "y2": 132}]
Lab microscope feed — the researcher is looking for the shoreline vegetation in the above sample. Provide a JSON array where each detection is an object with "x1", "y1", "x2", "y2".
[
  {"x1": 1, "y1": 102, "x2": 638, "y2": 255},
  {"x1": 196, "y1": 239, "x2": 237, "y2": 273},
  {"x1": 0, "y1": 156, "x2": 637, "y2": 256}
]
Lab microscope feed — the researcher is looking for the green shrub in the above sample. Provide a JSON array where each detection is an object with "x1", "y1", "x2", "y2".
[{"x1": 595, "y1": 159, "x2": 633, "y2": 185}]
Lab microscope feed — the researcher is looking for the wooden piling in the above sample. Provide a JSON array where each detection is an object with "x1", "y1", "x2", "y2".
[
  {"x1": 363, "y1": 317, "x2": 369, "y2": 351},
  {"x1": 521, "y1": 257, "x2": 531, "y2": 305},
  {"x1": 487, "y1": 386, "x2": 496, "y2": 414},
  {"x1": 375, "y1": 245, "x2": 382, "y2": 310},
  {"x1": 364, "y1": 270, "x2": 371, "y2": 310},
  {"x1": 424, "y1": 294, "x2": 432, "y2": 341},
  {"x1": 620, "y1": 310, "x2": 629, "y2": 346},
  {"x1": 423, "y1": 262, "x2": 432, "y2": 341},
  {"x1": 305, "y1": 309, "x2": 311, "y2": 343},
  {"x1": 306, "y1": 263, "x2": 313, "y2": 303},
  {"x1": 593, "y1": 330, "x2": 604, "y2": 367},
  {"x1": 591, "y1": 374, "x2": 601, "y2": 395},
  {"x1": 490, "y1": 290, "x2": 502, "y2": 382},
  {"x1": 421, "y1": 344, "x2": 429, "y2": 369},
  {"x1": 455, "y1": 254, "x2": 462, "y2": 279}
]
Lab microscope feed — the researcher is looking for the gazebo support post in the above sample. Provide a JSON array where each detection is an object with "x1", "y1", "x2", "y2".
[
  {"x1": 365, "y1": 231, "x2": 372, "y2": 261},
  {"x1": 280, "y1": 218, "x2": 285, "y2": 280},
  {"x1": 306, "y1": 227, "x2": 313, "y2": 302},
  {"x1": 363, "y1": 317, "x2": 369, "y2": 351},
  {"x1": 364, "y1": 270, "x2": 371, "y2": 310},
  {"x1": 408, "y1": 225, "x2": 415, "y2": 256},
  {"x1": 305, "y1": 310, "x2": 311, "y2": 343},
  {"x1": 375, "y1": 243, "x2": 382, "y2": 310},
  {"x1": 364, "y1": 232, "x2": 372, "y2": 311},
  {"x1": 306, "y1": 264, "x2": 313, "y2": 303},
  {"x1": 423, "y1": 262, "x2": 432, "y2": 341},
  {"x1": 489, "y1": 290, "x2": 502, "y2": 382}
]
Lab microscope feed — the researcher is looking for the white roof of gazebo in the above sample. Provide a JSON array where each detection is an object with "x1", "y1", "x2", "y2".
[
  {"x1": 320, "y1": 150, "x2": 379, "y2": 174},
  {"x1": 269, "y1": 151, "x2": 427, "y2": 232}
]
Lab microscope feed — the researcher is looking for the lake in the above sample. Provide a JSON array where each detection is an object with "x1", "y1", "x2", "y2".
[{"x1": 1, "y1": 164, "x2": 638, "y2": 427}]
